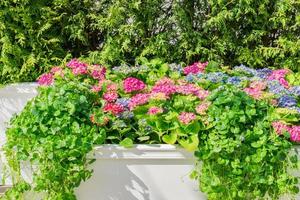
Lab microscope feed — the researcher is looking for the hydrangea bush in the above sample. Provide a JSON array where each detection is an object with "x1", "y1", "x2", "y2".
[{"x1": 2, "y1": 59, "x2": 300, "y2": 199}]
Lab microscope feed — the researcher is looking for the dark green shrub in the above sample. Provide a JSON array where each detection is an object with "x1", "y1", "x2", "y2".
[
  {"x1": 0, "y1": 0, "x2": 110, "y2": 84},
  {"x1": 206, "y1": 0, "x2": 300, "y2": 71},
  {"x1": 0, "y1": 0, "x2": 299, "y2": 84},
  {"x1": 93, "y1": 0, "x2": 299, "y2": 71}
]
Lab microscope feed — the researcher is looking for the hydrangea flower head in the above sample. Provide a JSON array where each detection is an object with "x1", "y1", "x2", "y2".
[
  {"x1": 103, "y1": 91, "x2": 118, "y2": 102},
  {"x1": 103, "y1": 103, "x2": 124, "y2": 115},
  {"x1": 196, "y1": 102, "x2": 211, "y2": 115},
  {"x1": 278, "y1": 95, "x2": 297, "y2": 108},
  {"x1": 272, "y1": 121, "x2": 289, "y2": 135},
  {"x1": 67, "y1": 59, "x2": 88, "y2": 75},
  {"x1": 178, "y1": 112, "x2": 196, "y2": 125},
  {"x1": 289, "y1": 126, "x2": 300, "y2": 142},
  {"x1": 50, "y1": 66, "x2": 64, "y2": 77},
  {"x1": 37, "y1": 73, "x2": 54, "y2": 86},
  {"x1": 129, "y1": 93, "x2": 150, "y2": 110},
  {"x1": 147, "y1": 106, "x2": 163, "y2": 115},
  {"x1": 183, "y1": 62, "x2": 208, "y2": 75},
  {"x1": 91, "y1": 65, "x2": 106, "y2": 80},
  {"x1": 123, "y1": 77, "x2": 146, "y2": 93},
  {"x1": 176, "y1": 84, "x2": 200, "y2": 95},
  {"x1": 151, "y1": 78, "x2": 177, "y2": 96}
]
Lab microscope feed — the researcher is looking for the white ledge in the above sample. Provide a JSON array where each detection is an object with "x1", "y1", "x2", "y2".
[{"x1": 91, "y1": 144, "x2": 195, "y2": 160}]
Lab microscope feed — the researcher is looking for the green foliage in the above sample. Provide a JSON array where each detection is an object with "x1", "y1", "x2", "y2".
[
  {"x1": 2, "y1": 78, "x2": 105, "y2": 199},
  {"x1": 2, "y1": 59, "x2": 300, "y2": 199},
  {"x1": 206, "y1": 0, "x2": 300, "y2": 71},
  {"x1": 89, "y1": 0, "x2": 300, "y2": 71},
  {"x1": 1, "y1": 0, "x2": 298, "y2": 85},
  {"x1": 0, "y1": 0, "x2": 110, "y2": 84},
  {"x1": 194, "y1": 86, "x2": 299, "y2": 199}
]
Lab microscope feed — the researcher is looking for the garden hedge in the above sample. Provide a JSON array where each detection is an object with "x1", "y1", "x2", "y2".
[{"x1": 0, "y1": 0, "x2": 299, "y2": 84}]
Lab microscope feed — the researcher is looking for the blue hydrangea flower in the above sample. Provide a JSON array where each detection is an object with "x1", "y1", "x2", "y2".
[
  {"x1": 256, "y1": 68, "x2": 273, "y2": 79},
  {"x1": 227, "y1": 76, "x2": 242, "y2": 85},
  {"x1": 137, "y1": 65, "x2": 150, "y2": 73},
  {"x1": 233, "y1": 64, "x2": 257, "y2": 76},
  {"x1": 196, "y1": 72, "x2": 205, "y2": 79},
  {"x1": 112, "y1": 64, "x2": 132, "y2": 74},
  {"x1": 267, "y1": 80, "x2": 290, "y2": 96},
  {"x1": 278, "y1": 95, "x2": 297, "y2": 108},
  {"x1": 169, "y1": 63, "x2": 183, "y2": 72},
  {"x1": 116, "y1": 98, "x2": 130, "y2": 108},
  {"x1": 290, "y1": 86, "x2": 300, "y2": 97},
  {"x1": 185, "y1": 74, "x2": 195, "y2": 82},
  {"x1": 118, "y1": 111, "x2": 134, "y2": 119},
  {"x1": 206, "y1": 72, "x2": 229, "y2": 83}
]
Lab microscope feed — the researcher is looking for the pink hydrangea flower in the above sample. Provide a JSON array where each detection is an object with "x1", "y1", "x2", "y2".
[
  {"x1": 178, "y1": 112, "x2": 196, "y2": 125},
  {"x1": 268, "y1": 69, "x2": 289, "y2": 80},
  {"x1": 149, "y1": 92, "x2": 169, "y2": 101},
  {"x1": 72, "y1": 65, "x2": 88, "y2": 75},
  {"x1": 278, "y1": 78, "x2": 289, "y2": 88},
  {"x1": 289, "y1": 126, "x2": 300, "y2": 142},
  {"x1": 196, "y1": 102, "x2": 211, "y2": 115},
  {"x1": 103, "y1": 103, "x2": 124, "y2": 115},
  {"x1": 147, "y1": 106, "x2": 163, "y2": 115},
  {"x1": 106, "y1": 83, "x2": 118, "y2": 91},
  {"x1": 196, "y1": 89, "x2": 210, "y2": 100},
  {"x1": 183, "y1": 62, "x2": 208, "y2": 75},
  {"x1": 123, "y1": 77, "x2": 146, "y2": 93},
  {"x1": 270, "y1": 99, "x2": 278, "y2": 106},
  {"x1": 151, "y1": 78, "x2": 177, "y2": 96},
  {"x1": 37, "y1": 73, "x2": 54, "y2": 86},
  {"x1": 272, "y1": 122, "x2": 300, "y2": 142},
  {"x1": 129, "y1": 93, "x2": 150, "y2": 110},
  {"x1": 103, "y1": 91, "x2": 118, "y2": 102},
  {"x1": 50, "y1": 66, "x2": 64, "y2": 77},
  {"x1": 91, "y1": 85, "x2": 102, "y2": 92},
  {"x1": 91, "y1": 65, "x2": 106, "y2": 80},
  {"x1": 272, "y1": 121, "x2": 289, "y2": 135},
  {"x1": 249, "y1": 81, "x2": 267, "y2": 91},
  {"x1": 176, "y1": 84, "x2": 200, "y2": 95},
  {"x1": 243, "y1": 88, "x2": 262, "y2": 99},
  {"x1": 67, "y1": 59, "x2": 88, "y2": 75},
  {"x1": 267, "y1": 69, "x2": 290, "y2": 88}
]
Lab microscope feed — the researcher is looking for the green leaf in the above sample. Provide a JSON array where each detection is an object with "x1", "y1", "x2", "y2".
[
  {"x1": 120, "y1": 138, "x2": 133, "y2": 148},
  {"x1": 162, "y1": 132, "x2": 177, "y2": 144},
  {"x1": 178, "y1": 135, "x2": 199, "y2": 152}
]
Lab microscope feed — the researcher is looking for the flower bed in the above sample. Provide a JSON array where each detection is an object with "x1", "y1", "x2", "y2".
[{"x1": 2, "y1": 59, "x2": 300, "y2": 200}]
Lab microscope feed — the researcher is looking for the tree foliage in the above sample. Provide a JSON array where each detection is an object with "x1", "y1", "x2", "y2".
[{"x1": 0, "y1": 0, "x2": 299, "y2": 84}]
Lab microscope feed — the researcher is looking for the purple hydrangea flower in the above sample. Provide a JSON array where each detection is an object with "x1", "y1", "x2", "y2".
[
  {"x1": 267, "y1": 80, "x2": 290, "y2": 95},
  {"x1": 227, "y1": 76, "x2": 242, "y2": 85},
  {"x1": 233, "y1": 64, "x2": 257, "y2": 76},
  {"x1": 290, "y1": 86, "x2": 300, "y2": 97},
  {"x1": 116, "y1": 98, "x2": 130, "y2": 108},
  {"x1": 278, "y1": 95, "x2": 297, "y2": 108},
  {"x1": 206, "y1": 72, "x2": 229, "y2": 83},
  {"x1": 169, "y1": 63, "x2": 183, "y2": 72},
  {"x1": 118, "y1": 111, "x2": 134, "y2": 119},
  {"x1": 256, "y1": 68, "x2": 273, "y2": 79},
  {"x1": 185, "y1": 74, "x2": 195, "y2": 82}
]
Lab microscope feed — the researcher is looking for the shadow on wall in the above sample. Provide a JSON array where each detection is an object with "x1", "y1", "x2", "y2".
[{"x1": 76, "y1": 162, "x2": 151, "y2": 200}]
